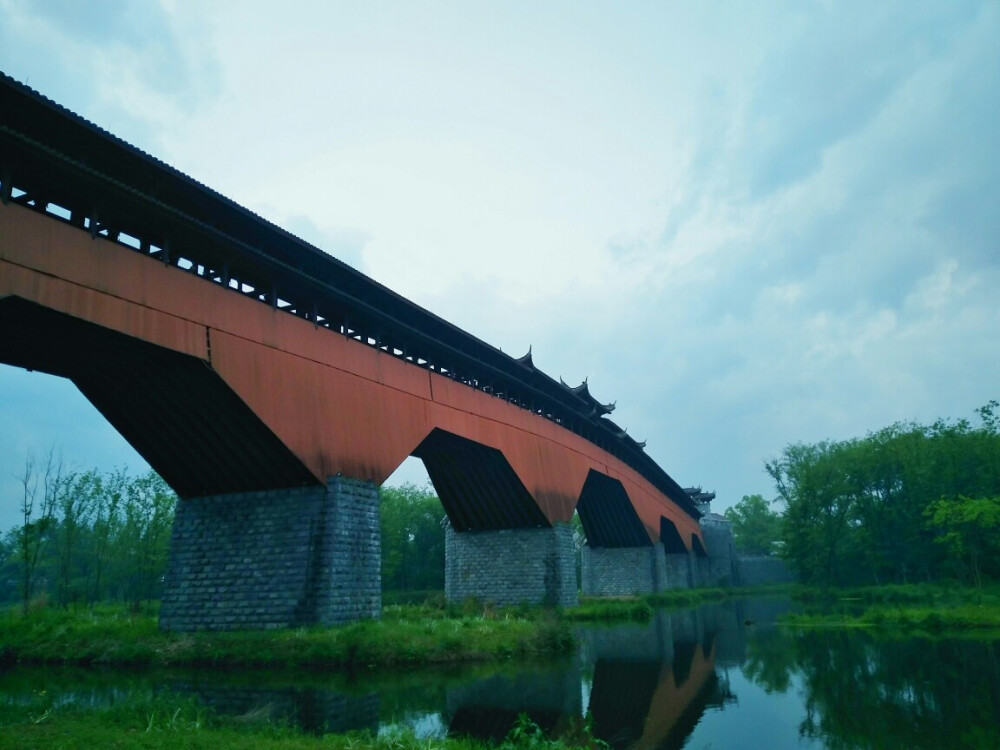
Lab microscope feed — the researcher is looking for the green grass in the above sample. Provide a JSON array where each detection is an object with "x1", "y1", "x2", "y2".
[
  {"x1": 0, "y1": 603, "x2": 573, "y2": 669},
  {"x1": 647, "y1": 583, "x2": 796, "y2": 609},
  {"x1": 1, "y1": 587, "x2": 796, "y2": 666},
  {"x1": 791, "y1": 582, "x2": 957, "y2": 605},
  {"x1": 0, "y1": 585, "x2": 801, "y2": 669},
  {"x1": 780, "y1": 583, "x2": 1000, "y2": 633},
  {"x1": 0, "y1": 691, "x2": 596, "y2": 750},
  {"x1": 561, "y1": 584, "x2": 796, "y2": 622},
  {"x1": 566, "y1": 598, "x2": 654, "y2": 622}
]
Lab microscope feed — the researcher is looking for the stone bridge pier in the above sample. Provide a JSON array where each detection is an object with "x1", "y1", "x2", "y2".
[
  {"x1": 578, "y1": 472, "x2": 697, "y2": 596},
  {"x1": 444, "y1": 523, "x2": 577, "y2": 608},
  {"x1": 417, "y1": 429, "x2": 578, "y2": 608},
  {"x1": 159, "y1": 476, "x2": 380, "y2": 631}
]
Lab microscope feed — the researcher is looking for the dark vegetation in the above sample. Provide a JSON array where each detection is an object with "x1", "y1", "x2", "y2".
[
  {"x1": 379, "y1": 483, "x2": 445, "y2": 594},
  {"x1": 766, "y1": 401, "x2": 1000, "y2": 587}
]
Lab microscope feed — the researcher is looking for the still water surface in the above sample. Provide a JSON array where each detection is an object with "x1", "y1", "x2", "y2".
[{"x1": 2, "y1": 598, "x2": 998, "y2": 749}]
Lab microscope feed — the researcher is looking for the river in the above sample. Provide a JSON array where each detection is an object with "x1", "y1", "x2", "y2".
[{"x1": 2, "y1": 597, "x2": 998, "y2": 748}]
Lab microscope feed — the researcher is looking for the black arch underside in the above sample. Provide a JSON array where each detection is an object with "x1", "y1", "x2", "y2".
[
  {"x1": 660, "y1": 517, "x2": 689, "y2": 554},
  {"x1": 691, "y1": 534, "x2": 708, "y2": 558},
  {"x1": 576, "y1": 469, "x2": 651, "y2": 548},
  {"x1": 412, "y1": 428, "x2": 548, "y2": 532}
]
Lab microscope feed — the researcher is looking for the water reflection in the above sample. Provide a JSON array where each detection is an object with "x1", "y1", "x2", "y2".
[
  {"x1": 446, "y1": 663, "x2": 581, "y2": 740},
  {"x1": 2, "y1": 599, "x2": 998, "y2": 749},
  {"x1": 577, "y1": 601, "x2": 788, "y2": 750},
  {"x1": 169, "y1": 672, "x2": 380, "y2": 734},
  {"x1": 757, "y1": 631, "x2": 1000, "y2": 750}
]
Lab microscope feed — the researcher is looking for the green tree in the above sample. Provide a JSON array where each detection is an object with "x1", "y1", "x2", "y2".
[
  {"x1": 87, "y1": 468, "x2": 125, "y2": 604},
  {"x1": 769, "y1": 403, "x2": 1000, "y2": 586},
  {"x1": 0, "y1": 528, "x2": 17, "y2": 604},
  {"x1": 924, "y1": 495, "x2": 1000, "y2": 589},
  {"x1": 54, "y1": 469, "x2": 99, "y2": 607},
  {"x1": 768, "y1": 440, "x2": 859, "y2": 586},
  {"x1": 113, "y1": 471, "x2": 176, "y2": 609},
  {"x1": 3, "y1": 463, "x2": 178, "y2": 608},
  {"x1": 723, "y1": 494, "x2": 782, "y2": 555},
  {"x1": 15, "y1": 450, "x2": 62, "y2": 612},
  {"x1": 379, "y1": 483, "x2": 445, "y2": 593}
]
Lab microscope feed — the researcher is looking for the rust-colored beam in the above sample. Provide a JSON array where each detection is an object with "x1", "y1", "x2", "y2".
[{"x1": 0, "y1": 200, "x2": 703, "y2": 549}]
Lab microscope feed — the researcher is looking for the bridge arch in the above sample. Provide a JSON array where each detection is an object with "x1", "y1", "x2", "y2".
[
  {"x1": 411, "y1": 428, "x2": 547, "y2": 532},
  {"x1": 660, "y1": 517, "x2": 689, "y2": 555},
  {"x1": 575, "y1": 469, "x2": 652, "y2": 548}
]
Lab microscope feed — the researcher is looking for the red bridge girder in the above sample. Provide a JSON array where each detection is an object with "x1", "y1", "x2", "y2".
[{"x1": 1, "y1": 199, "x2": 702, "y2": 550}]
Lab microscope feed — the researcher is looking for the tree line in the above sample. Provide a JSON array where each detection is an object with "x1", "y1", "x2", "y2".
[
  {"x1": 727, "y1": 401, "x2": 1000, "y2": 587},
  {"x1": 0, "y1": 453, "x2": 176, "y2": 611},
  {"x1": 378, "y1": 483, "x2": 445, "y2": 594}
]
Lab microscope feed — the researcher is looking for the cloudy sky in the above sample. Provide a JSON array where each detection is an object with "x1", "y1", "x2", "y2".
[{"x1": 1, "y1": 0, "x2": 997, "y2": 532}]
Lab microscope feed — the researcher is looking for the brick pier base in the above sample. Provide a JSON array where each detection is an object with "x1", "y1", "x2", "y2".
[
  {"x1": 663, "y1": 552, "x2": 696, "y2": 589},
  {"x1": 159, "y1": 475, "x2": 380, "y2": 631},
  {"x1": 445, "y1": 524, "x2": 577, "y2": 608},
  {"x1": 580, "y1": 546, "x2": 668, "y2": 596}
]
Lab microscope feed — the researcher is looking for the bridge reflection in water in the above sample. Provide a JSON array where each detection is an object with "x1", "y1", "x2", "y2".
[{"x1": 159, "y1": 600, "x2": 789, "y2": 747}]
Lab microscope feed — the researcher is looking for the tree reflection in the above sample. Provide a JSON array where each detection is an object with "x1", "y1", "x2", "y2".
[
  {"x1": 744, "y1": 628, "x2": 1000, "y2": 749},
  {"x1": 741, "y1": 626, "x2": 795, "y2": 694}
]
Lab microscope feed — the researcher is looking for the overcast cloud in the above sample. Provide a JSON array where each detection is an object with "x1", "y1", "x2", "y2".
[{"x1": 1, "y1": 0, "x2": 997, "y2": 532}]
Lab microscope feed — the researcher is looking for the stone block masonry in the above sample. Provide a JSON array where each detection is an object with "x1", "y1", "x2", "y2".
[
  {"x1": 445, "y1": 523, "x2": 577, "y2": 608},
  {"x1": 160, "y1": 475, "x2": 380, "y2": 631},
  {"x1": 698, "y1": 514, "x2": 738, "y2": 587},
  {"x1": 577, "y1": 514, "x2": 796, "y2": 600},
  {"x1": 663, "y1": 552, "x2": 695, "y2": 589},
  {"x1": 581, "y1": 545, "x2": 669, "y2": 596}
]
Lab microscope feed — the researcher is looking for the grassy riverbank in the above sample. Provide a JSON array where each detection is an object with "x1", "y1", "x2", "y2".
[
  {"x1": 0, "y1": 603, "x2": 573, "y2": 669},
  {"x1": 566, "y1": 584, "x2": 796, "y2": 622},
  {"x1": 0, "y1": 692, "x2": 590, "y2": 750},
  {"x1": 1, "y1": 586, "x2": 793, "y2": 669},
  {"x1": 781, "y1": 583, "x2": 1000, "y2": 632},
  {"x1": 17, "y1": 582, "x2": 991, "y2": 673}
]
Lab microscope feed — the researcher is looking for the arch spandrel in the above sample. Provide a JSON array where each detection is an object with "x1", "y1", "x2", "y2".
[
  {"x1": 208, "y1": 329, "x2": 431, "y2": 484},
  {"x1": 500, "y1": 439, "x2": 592, "y2": 524}
]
